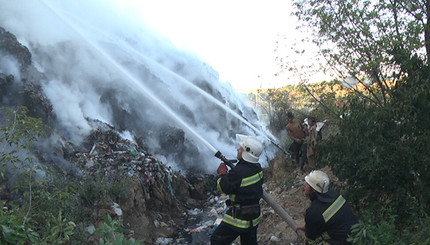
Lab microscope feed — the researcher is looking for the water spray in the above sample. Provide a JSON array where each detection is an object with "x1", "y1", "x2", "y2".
[
  {"x1": 41, "y1": 0, "x2": 223, "y2": 158},
  {"x1": 62, "y1": 14, "x2": 289, "y2": 157}
]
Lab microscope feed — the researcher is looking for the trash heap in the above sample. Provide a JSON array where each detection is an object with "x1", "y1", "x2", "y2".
[
  {"x1": 58, "y1": 122, "x2": 232, "y2": 244},
  {"x1": 174, "y1": 193, "x2": 228, "y2": 245},
  {"x1": 61, "y1": 125, "x2": 310, "y2": 244}
]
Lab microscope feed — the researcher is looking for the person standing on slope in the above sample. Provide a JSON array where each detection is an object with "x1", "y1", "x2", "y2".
[
  {"x1": 286, "y1": 111, "x2": 305, "y2": 167},
  {"x1": 210, "y1": 134, "x2": 264, "y2": 245}
]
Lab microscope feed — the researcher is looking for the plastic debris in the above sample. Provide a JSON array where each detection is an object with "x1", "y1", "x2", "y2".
[
  {"x1": 85, "y1": 224, "x2": 96, "y2": 234},
  {"x1": 154, "y1": 237, "x2": 173, "y2": 245},
  {"x1": 160, "y1": 221, "x2": 169, "y2": 227},
  {"x1": 270, "y1": 235, "x2": 281, "y2": 242},
  {"x1": 208, "y1": 208, "x2": 218, "y2": 217},
  {"x1": 112, "y1": 202, "x2": 122, "y2": 216},
  {"x1": 187, "y1": 208, "x2": 203, "y2": 216}
]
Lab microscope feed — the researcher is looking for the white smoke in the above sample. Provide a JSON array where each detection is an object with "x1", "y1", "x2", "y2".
[
  {"x1": 0, "y1": 0, "x2": 278, "y2": 173},
  {"x1": 0, "y1": 52, "x2": 21, "y2": 82}
]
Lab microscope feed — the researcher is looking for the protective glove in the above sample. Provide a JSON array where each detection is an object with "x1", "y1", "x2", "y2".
[{"x1": 217, "y1": 163, "x2": 228, "y2": 176}]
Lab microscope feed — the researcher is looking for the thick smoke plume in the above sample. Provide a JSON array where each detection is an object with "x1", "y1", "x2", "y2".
[{"x1": 0, "y1": 0, "x2": 277, "y2": 173}]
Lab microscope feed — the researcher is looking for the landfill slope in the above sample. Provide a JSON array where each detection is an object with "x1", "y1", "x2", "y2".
[
  {"x1": 61, "y1": 126, "x2": 205, "y2": 244},
  {"x1": 64, "y1": 127, "x2": 322, "y2": 245}
]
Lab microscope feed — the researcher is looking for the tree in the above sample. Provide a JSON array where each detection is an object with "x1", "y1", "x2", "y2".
[
  {"x1": 292, "y1": 0, "x2": 430, "y2": 106},
  {"x1": 289, "y1": 1, "x2": 430, "y2": 242},
  {"x1": 248, "y1": 88, "x2": 291, "y2": 133}
]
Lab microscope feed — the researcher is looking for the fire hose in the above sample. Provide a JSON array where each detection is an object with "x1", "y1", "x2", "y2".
[{"x1": 214, "y1": 151, "x2": 305, "y2": 239}]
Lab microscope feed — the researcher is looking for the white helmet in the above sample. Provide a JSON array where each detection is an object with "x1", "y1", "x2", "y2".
[
  {"x1": 305, "y1": 170, "x2": 330, "y2": 193},
  {"x1": 236, "y1": 134, "x2": 263, "y2": 163}
]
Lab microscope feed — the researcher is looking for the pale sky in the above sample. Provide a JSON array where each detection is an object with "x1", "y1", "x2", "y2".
[{"x1": 125, "y1": 0, "x2": 311, "y2": 92}]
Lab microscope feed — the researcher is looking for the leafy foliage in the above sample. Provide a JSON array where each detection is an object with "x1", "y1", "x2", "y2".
[
  {"x1": 97, "y1": 215, "x2": 144, "y2": 245},
  {"x1": 348, "y1": 209, "x2": 430, "y2": 244},
  {"x1": 292, "y1": 0, "x2": 430, "y2": 107},
  {"x1": 247, "y1": 88, "x2": 291, "y2": 133},
  {"x1": 0, "y1": 207, "x2": 41, "y2": 244},
  {"x1": 0, "y1": 106, "x2": 77, "y2": 244},
  {"x1": 0, "y1": 106, "x2": 52, "y2": 148},
  {"x1": 288, "y1": 1, "x2": 430, "y2": 242},
  {"x1": 0, "y1": 106, "x2": 52, "y2": 175},
  {"x1": 0, "y1": 107, "x2": 135, "y2": 244},
  {"x1": 78, "y1": 172, "x2": 132, "y2": 208},
  {"x1": 315, "y1": 52, "x2": 430, "y2": 242}
]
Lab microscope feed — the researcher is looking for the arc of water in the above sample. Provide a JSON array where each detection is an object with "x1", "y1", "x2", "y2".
[
  {"x1": 40, "y1": 0, "x2": 218, "y2": 155},
  {"x1": 111, "y1": 37, "x2": 288, "y2": 154},
  {"x1": 59, "y1": 12, "x2": 286, "y2": 153}
]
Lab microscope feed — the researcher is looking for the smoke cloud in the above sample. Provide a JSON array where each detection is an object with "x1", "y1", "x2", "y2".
[{"x1": 0, "y1": 0, "x2": 277, "y2": 173}]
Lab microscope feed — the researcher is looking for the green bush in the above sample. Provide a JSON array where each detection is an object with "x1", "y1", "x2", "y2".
[
  {"x1": 97, "y1": 215, "x2": 144, "y2": 245},
  {"x1": 0, "y1": 107, "x2": 134, "y2": 244},
  {"x1": 348, "y1": 209, "x2": 430, "y2": 244},
  {"x1": 78, "y1": 173, "x2": 131, "y2": 208},
  {"x1": 316, "y1": 52, "x2": 430, "y2": 243}
]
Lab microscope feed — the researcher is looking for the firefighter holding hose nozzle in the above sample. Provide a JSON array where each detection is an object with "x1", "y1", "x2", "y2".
[{"x1": 210, "y1": 134, "x2": 264, "y2": 245}]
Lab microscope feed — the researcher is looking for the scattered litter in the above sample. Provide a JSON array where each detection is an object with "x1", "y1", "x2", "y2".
[
  {"x1": 85, "y1": 224, "x2": 96, "y2": 235},
  {"x1": 111, "y1": 202, "x2": 122, "y2": 216},
  {"x1": 216, "y1": 207, "x2": 225, "y2": 214},
  {"x1": 270, "y1": 235, "x2": 281, "y2": 242},
  {"x1": 214, "y1": 218, "x2": 223, "y2": 226},
  {"x1": 154, "y1": 237, "x2": 173, "y2": 245},
  {"x1": 208, "y1": 208, "x2": 218, "y2": 217},
  {"x1": 187, "y1": 208, "x2": 203, "y2": 216},
  {"x1": 185, "y1": 227, "x2": 202, "y2": 234},
  {"x1": 160, "y1": 221, "x2": 169, "y2": 227}
]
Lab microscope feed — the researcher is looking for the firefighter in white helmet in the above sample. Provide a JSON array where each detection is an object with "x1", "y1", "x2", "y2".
[
  {"x1": 210, "y1": 134, "x2": 264, "y2": 245},
  {"x1": 296, "y1": 170, "x2": 358, "y2": 244}
]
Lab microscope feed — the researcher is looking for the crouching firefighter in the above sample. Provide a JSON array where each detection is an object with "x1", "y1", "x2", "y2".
[
  {"x1": 296, "y1": 170, "x2": 358, "y2": 245},
  {"x1": 210, "y1": 134, "x2": 264, "y2": 245}
]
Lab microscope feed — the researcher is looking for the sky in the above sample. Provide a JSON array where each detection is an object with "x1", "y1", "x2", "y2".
[{"x1": 123, "y1": 0, "x2": 319, "y2": 92}]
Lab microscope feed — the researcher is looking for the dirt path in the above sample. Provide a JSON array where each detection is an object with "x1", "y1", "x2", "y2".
[{"x1": 256, "y1": 157, "x2": 308, "y2": 244}]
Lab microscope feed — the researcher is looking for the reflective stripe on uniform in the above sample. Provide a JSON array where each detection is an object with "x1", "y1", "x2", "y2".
[
  {"x1": 222, "y1": 213, "x2": 261, "y2": 229},
  {"x1": 240, "y1": 171, "x2": 263, "y2": 187},
  {"x1": 217, "y1": 178, "x2": 222, "y2": 192},
  {"x1": 322, "y1": 195, "x2": 346, "y2": 222},
  {"x1": 229, "y1": 194, "x2": 236, "y2": 202}
]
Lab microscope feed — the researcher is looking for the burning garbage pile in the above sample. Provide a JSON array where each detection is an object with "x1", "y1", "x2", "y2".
[
  {"x1": 67, "y1": 127, "x2": 179, "y2": 203},
  {"x1": 58, "y1": 122, "x2": 228, "y2": 244}
]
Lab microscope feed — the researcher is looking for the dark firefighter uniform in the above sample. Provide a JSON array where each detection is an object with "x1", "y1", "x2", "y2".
[
  {"x1": 210, "y1": 159, "x2": 264, "y2": 245},
  {"x1": 304, "y1": 188, "x2": 358, "y2": 245}
]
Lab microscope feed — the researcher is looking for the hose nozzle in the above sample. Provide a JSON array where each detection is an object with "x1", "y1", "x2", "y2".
[{"x1": 214, "y1": 151, "x2": 235, "y2": 168}]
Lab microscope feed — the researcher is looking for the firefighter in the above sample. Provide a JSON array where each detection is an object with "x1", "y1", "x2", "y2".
[
  {"x1": 296, "y1": 170, "x2": 358, "y2": 244},
  {"x1": 210, "y1": 134, "x2": 264, "y2": 245}
]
